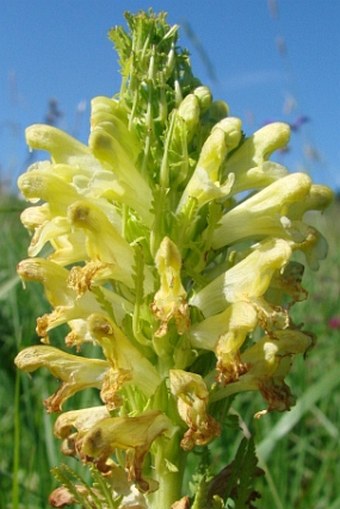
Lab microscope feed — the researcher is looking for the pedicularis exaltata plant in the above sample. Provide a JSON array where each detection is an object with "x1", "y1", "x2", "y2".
[{"x1": 15, "y1": 10, "x2": 333, "y2": 509}]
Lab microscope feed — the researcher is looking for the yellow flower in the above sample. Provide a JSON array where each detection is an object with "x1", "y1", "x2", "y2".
[
  {"x1": 88, "y1": 313, "x2": 161, "y2": 399},
  {"x1": 177, "y1": 117, "x2": 241, "y2": 211},
  {"x1": 212, "y1": 172, "x2": 312, "y2": 248},
  {"x1": 81, "y1": 410, "x2": 172, "y2": 492},
  {"x1": 169, "y1": 370, "x2": 220, "y2": 450},
  {"x1": 190, "y1": 238, "x2": 292, "y2": 316},
  {"x1": 15, "y1": 346, "x2": 109, "y2": 412},
  {"x1": 222, "y1": 122, "x2": 290, "y2": 193},
  {"x1": 89, "y1": 96, "x2": 154, "y2": 226},
  {"x1": 211, "y1": 328, "x2": 314, "y2": 415},
  {"x1": 151, "y1": 237, "x2": 189, "y2": 336}
]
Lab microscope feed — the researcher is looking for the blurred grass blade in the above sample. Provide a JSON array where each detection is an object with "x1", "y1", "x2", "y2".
[
  {"x1": 0, "y1": 274, "x2": 19, "y2": 300},
  {"x1": 257, "y1": 365, "x2": 340, "y2": 461},
  {"x1": 311, "y1": 404, "x2": 339, "y2": 438},
  {"x1": 328, "y1": 496, "x2": 340, "y2": 509}
]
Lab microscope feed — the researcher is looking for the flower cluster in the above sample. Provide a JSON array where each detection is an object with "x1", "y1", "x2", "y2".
[{"x1": 15, "y1": 11, "x2": 332, "y2": 508}]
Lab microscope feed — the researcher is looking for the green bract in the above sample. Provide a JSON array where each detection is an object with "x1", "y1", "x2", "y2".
[{"x1": 15, "y1": 10, "x2": 333, "y2": 509}]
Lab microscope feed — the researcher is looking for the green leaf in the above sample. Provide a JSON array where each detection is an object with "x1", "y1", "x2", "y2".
[
  {"x1": 51, "y1": 463, "x2": 122, "y2": 509},
  {"x1": 51, "y1": 463, "x2": 99, "y2": 509},
  {"x1": 206, "y1": 437, "x2": 263, "y2": 509}
]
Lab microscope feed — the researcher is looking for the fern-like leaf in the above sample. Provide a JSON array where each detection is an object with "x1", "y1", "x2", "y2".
[{"x1": 206, "y1": 437, "x2": 263, "y2": 509}]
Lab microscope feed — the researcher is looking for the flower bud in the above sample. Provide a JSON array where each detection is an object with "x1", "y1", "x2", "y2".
[{"x1": 193, "y1": 85, "x2": 212, "y2": 112}]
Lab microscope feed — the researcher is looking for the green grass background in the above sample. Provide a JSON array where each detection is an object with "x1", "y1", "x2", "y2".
[{"x1": 1, "y1": 193, "x2": 339, "y2": 509}]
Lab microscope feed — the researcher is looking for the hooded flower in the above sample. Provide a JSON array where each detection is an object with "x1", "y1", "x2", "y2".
[
  {"x1": 211, "y1": 172, "x2": 312, "y2": 248},
  {"x1": 221, "y1": 122, "x2": 290, "y2": 194},
  {"x1": 15, "y1": 345, "x2": 109, "y2": 412},
  {"x1": 210, "y1": 328, "x2": 314, "y2": 416},
  {"x1": 169, "y1": 370, "x2": 220, "y2": 450},
  {"x1": 81, "y1": 410, "x2": 172, "y2": 492},
  {"x1": 15, "y1": 10, "x2": 332, "y2": 509},
  {"x1": 88, "y1": 312, "x2": 161, "y2": 399},
  {"x1": 190, "y1": 237, "x2": 292, "y2": 317},
  {"x1": 151, "y1": 236, "x2": 190, "y2": 336},
  {"x1": 176, "y1": 117, "x2": 241, "y2": 211}
]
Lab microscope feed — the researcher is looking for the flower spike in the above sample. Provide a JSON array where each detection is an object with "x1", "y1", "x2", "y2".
[{"x1": 15, "y1": 10, "x2": 332, "y2": 508}]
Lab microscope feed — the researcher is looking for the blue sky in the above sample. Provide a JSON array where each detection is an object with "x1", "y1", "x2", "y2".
[{"x1": 1, "y1": 0, "x2": 339, "y2": 191}]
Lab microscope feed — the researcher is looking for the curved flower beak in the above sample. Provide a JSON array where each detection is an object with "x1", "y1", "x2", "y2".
[
  {"x1": 288, "y1": 183, "x2": 334, "y2": 218},
  {"x1": 17, "y1": 257, "x2": 72, "y2": 306},
  {"x1": 222, "y1": 122, "x2": 291, "y2": 193},
  {"x1": 25, "y1": 124, "x2": 95, "y2": 165},
  {"x1": 177, "y1": 117, "x2": 241, "y2": 212},
  {"x1": 54, "y1": 406, "x2": 110, "y2": 441},
  {"x1": 18, "y1": 168, "x2": 80, "y2": 213}
]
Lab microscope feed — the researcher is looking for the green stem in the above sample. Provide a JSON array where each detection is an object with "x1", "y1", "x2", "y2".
[
  {"x1": 12, "y1": 371, "x2": 20, "y2": 509},
  {"x1": 148, "y1": 432, "x2": 186, "y2": 509},
  {"x1": 160, "y1": 109, "x2": 176, "y2": 189}
]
